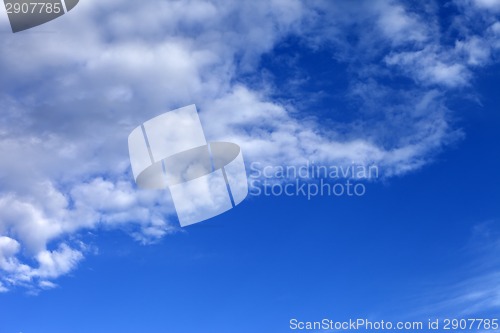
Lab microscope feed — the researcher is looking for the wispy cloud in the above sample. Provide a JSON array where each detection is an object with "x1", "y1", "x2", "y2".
[{"x1": 410, "y1": 221, "x2": 500, "y2": 317}]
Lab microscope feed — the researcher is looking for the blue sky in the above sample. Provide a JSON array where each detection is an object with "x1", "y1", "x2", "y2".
[{"x1": 0, "y1": 0, "x2": 499, "y2": 332}]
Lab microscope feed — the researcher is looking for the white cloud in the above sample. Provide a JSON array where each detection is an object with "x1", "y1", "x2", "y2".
[
  {"x1": 0, "y1": 0, "x2": 498, "y2": 292},
  {"x1": 0, "y1": 237, "x2": 22, "y2": 272},
  {"x1": 417, "y1": 222, "x2": 500, "y2": 316},
  {"x1": 0, "y1": 179, "x2": 176, "y2": 290},
  {"x1": 374, "y1": 1, "x2": 431, "y2": 46},
  {"x1": 35, "y1": 244, "x2": 84, "y2": 279},
  {"x1": 472, "y1": 0, "x2": 500, "y2": 12},
  {"x1": 38, "y1": 280, "x2": 58, "y2": 290},
  {"x1": 456, "y1": 36, "x2": 492, "y2": 66},
  {"x1": 385, "y1": 46, "x2": 471, "y2": 87}
]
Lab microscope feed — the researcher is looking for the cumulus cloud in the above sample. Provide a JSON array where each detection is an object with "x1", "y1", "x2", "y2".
[
  {"x1": 0, "y1": 0, "x2": 308, "y2": 291},
  {"x1": 0, "y1": 0, "x2": 499, "y2": 291}
]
